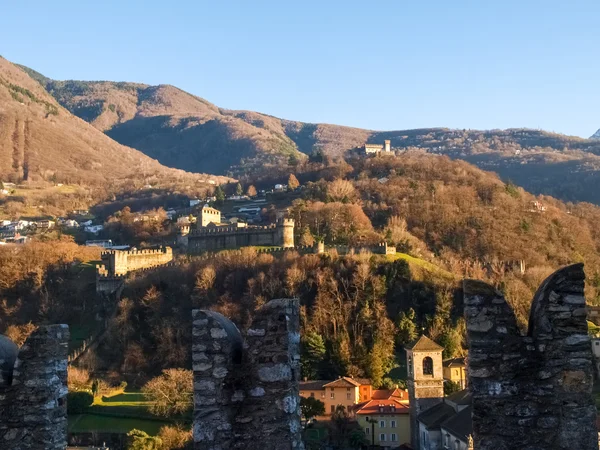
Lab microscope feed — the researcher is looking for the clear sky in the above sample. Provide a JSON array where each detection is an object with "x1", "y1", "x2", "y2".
[{"x1": 1, "y1": 0, "x2": 598, "y2": 137}]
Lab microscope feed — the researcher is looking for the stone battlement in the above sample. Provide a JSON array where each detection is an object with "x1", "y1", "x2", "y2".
[
  {"x1": 100, "y1": 246, "x2": 173, "y2": 257},
  {"x1": 464, "y1": 263, "x2": 598, "y2": 450},
  {"x1": 0, "y1": 325, "x2": 69, "y2": 449},
  {"x1": 97, "y1": 246, "x2": 174, "y2": 277},
  {"x1": 192, "y1": 299, "x2": 304, "y2": 450}
]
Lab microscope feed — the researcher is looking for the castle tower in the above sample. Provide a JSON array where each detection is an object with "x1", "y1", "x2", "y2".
[
  {"x1": 405, "y1": 335, "x2": 444, "y2": 449},
  {"x1": 277, "y1": 218, "x2": 295, "y2": 248},
  {"x1": 384, "y1": 139, "x2": 391, "y2": 152}
]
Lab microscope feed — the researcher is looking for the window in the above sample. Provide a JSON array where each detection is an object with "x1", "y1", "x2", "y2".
[
  {"x1": 331, "y1": 405, "x2": 335, "y2": 413},
  {"x1": 321, "y1": 392, "x2": 325, "y2": 399},
  {"x1": 391, "y1": 420, "x2": 397, "y2": 428},
  {"x1": 454, "y1": 439, "x2": 460, "y2": 450},
  {"x1": 365, "y1": 428, "x2": 370, "y2": 436},
  {"x1": 423, "y1": 356, "x2": 434, "y2": 376},
  {"x1": 331, "y1": 392, "x2": 335, "y2": 399},
  {"x1": 347, "y1": 387, "x2": 351, "y2": 391},
  {"x1": 391, "y1": 433, "x2": 397, "y2": 442},
  {"x1": 380, "y1": 433, "x2": 386, "y2": 442},
  {"x1": 310, "y1": 392, "x2": 314, "y2": 398},
  {"x1": 454, "y1": 369, "x2": 459, "y2": 376},
  {"x1": 379, "y1": 420, "x2": 385, "y2": 428},
  {"x1": 346, "y1": 392, "x2": 351, "y2": 400}
]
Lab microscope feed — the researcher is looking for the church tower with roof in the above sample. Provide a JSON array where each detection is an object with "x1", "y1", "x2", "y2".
[{"x1": 405, "y1": 335, "x2": 444, "y2": 449}]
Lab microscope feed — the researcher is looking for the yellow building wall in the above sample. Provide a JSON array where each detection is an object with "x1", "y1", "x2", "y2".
[
  {"x1": 443, "y1": 366, "x2": 467, "y2": 388},
  {"x1": 357, "y1": 414, "x2": 411, "y2": 447},
  {"x1": 299, "y1": 386, "x2": 360, "y2": 415}
]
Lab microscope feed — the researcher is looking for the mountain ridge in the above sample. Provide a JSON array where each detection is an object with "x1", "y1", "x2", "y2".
[{"x1": 17, "y1": 63, "x2": 600, "y2": 205}]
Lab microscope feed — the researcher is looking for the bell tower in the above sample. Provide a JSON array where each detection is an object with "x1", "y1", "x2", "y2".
[{"x1": 405, "y1": 335, "x2": 444, "y2": 449}]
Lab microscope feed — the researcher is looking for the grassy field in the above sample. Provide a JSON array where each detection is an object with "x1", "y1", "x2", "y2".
[
  {"x1": 387, "y1": 252, "x2": 456, "y2": 280},
  {"x1": 68, "y1": 414, "x2": 170, "y2": 435},
  {"x1": 68, "y1": 391, "x2": 176, "y2": 436}
]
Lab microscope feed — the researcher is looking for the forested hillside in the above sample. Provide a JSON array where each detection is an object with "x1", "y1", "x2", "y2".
[{"x1": 4, "y1": 153, "x2": 600, "y2": 389}]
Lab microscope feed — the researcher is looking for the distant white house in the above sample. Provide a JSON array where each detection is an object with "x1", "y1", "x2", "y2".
[
  {"x1": 63, "y1": 219, "x2": 79, "y2": 228},
  {"x1": 190, "y1": 199, "x2": 201, "y2": 207},
  {"x1": 85, "y1": 224, "x2": 104, "y2": 234},
  {"x1": 274, "y1": 184, "x2": 286, "y2": 191}
]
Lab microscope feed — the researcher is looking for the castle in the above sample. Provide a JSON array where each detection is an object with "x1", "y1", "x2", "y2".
[
  {"x1": 184, "y1": 217, "x2": 295, "y2": 253},
  {"x1": 364, "y1": 139, "x2": 391, "y2": 154}
]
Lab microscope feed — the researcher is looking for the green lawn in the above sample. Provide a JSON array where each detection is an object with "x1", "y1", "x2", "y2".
[
  {"x1": 387, "y1": 252, "x2": 456, "y2": 280},
  {"x1": 68, "y1": 414, "x2": 169, "y2": 435}
]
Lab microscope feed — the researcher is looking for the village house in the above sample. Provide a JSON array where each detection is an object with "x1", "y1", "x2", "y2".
[
  {"x1": 418, "y1": 390, "x2": 472, "y2": 450},
  {"x1": 356, "y1": 398, "x2": 411, "y2": 448},
  {"x1": 299, "y1": 377, "x2": 372, "y2": 414},
  {"x1": 442, "y1": 357, "x2": 467, "y2": 389}
]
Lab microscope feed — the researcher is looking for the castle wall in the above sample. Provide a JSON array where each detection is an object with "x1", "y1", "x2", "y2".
[
  {"x1": 192, "y1": 299, "x2": 304, "y2": 450},
  {"x1": 100, "y1": 247, "x2": 173, "y2": 276},
  {"x1": 464, "y1": 263, "x2": 598, "y2": 450},
  {"x1": 0, "y1": 325, "x2": 69, "y2": 450},
  {"x1": 188, "y1": 220, "x2": 294, "y2": 254}
]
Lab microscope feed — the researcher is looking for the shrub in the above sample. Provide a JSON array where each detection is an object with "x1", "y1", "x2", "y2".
[{"x1": 67, "y1": 391, "x2": 94, "y2": 414}]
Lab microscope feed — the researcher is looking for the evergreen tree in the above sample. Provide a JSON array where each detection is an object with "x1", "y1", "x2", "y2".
[
  {"x1": 235, "y1": 183, "x2": 243, "y2": 196},
  {"x1": 396, "y1": 308, "x2": 417, "y2": 346},
  {"x1": 214, "y1": 186, "x2": 225, "y2": 205},
  {"x1": 301, "y1": 332, "x2": 326, "y2": 379}
]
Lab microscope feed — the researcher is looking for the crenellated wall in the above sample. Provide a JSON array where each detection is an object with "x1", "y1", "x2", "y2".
[
  {"x1": 97, "y1": 246, "x2": 173, "y2": 277},
  {"x1": 464, "y1": 263, "x2": 598, "y2": 450},
  {"x1": 192, "y1": 299, "x2": 304, "y2": 450},
  {"x1": 0, "y1": 325, "x2": 69, "y2": 450},
  {"x1": 187, "y1": 219, "x2": 294, "y2": 253}
]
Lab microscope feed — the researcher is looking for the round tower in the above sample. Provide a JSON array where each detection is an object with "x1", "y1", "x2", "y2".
[{"x1": 277, "y1": 218, "x2": 295, "y2": 248}]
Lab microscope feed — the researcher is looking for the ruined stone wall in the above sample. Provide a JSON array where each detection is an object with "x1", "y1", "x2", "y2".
[
  {"x1": 0, "y1": 325, "x2": 69, "y2": 450},
  {"x1": 192, "y1": 299, "x2": 304, "y2": 450},
  {"x1": 464, "y1": 263, "x2": 598, "y2": 450}
]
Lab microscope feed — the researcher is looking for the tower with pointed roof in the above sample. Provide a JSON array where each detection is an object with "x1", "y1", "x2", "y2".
[{"x1": 405, "y1": 335, "x2": 444, "y2": 449}]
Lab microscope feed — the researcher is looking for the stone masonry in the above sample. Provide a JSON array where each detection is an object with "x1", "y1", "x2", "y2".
[
  {"x1": 192, "y1": 299, "x2": 304, "y2": 450},
  {"x1": 464, "y1": 263, "x2": 598, "y2": 450},
  {"x1": 0, "y1": 325, "x2": 69, "y2": 450}
]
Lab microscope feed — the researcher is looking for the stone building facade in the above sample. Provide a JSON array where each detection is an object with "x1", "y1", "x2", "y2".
[
  {"x1": 187, "y1": 218, "x2": 295, "y2": 253},
  {"x1": 464, "y1": 263, "x2": 598, "y2": 450},
  {"x1": 405, "y1": 335, "x2": 445, "y2": 449},
  {"x1": 364, "y1": 140, "x2": 391, "y2": 154},
  {"x1": 0, "y1": 325, "x2": 69, "y2": 450},
  {"x1": 192, "y1": 299, "x2": 304, "y2": 450}
]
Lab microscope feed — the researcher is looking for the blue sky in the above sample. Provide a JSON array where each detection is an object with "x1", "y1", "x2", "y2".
[{"x1": 1, "y1": 0, "x2": 598, "y2": 137}]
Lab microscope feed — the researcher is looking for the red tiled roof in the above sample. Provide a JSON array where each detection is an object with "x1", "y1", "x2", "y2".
[
  {"x1": 371, "y1": 388, "x2": 408, "y2": 401},
  {"x1": 355, "y1": 399, "x2": 410, "y2": 415}
]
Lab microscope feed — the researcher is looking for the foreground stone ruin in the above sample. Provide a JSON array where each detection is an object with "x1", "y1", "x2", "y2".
[
  {"x1": 192, "y1": 298, "x2": 304, "y2": 450},
  {"x1": 464, "y1": 263, "x2": 598, "y2": 450},
  {"x1": 0, "y1": 325, "x2": 69, "y2": 450}
]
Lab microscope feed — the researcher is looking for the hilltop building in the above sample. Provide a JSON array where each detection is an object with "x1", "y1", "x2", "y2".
[{"x1": 364, "y1": 140, "x2": 391, "y2": 154}]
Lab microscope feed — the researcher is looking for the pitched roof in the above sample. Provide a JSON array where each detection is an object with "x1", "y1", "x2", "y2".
[
  {"x1": 323, "y1": 377, "x2": 362, "y2": 388},
  {"x1": 299, "y1": 380, "x2": 328, "y2": 390},
  {"x1": 355, "y1": 399, "x2": 410, "y2": 415},
  {"x1": 371, "y1": 388, "x2": 408, "y2": 401},
  {"x1": 441, "y1": 405, "x2": 473, "y2": 441},
  {"x1": 417, "y1": 402, "x2": 456, "y2": 428},
  {"x1": 443, "y1": 357, "x2": 466, "y2": 368},
  {"x1": 445, "y1": 389, "x2": 471, "y2": 407},
  {"x1": 406, "y1": 335, "x2": 444, "y2": 352}
]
